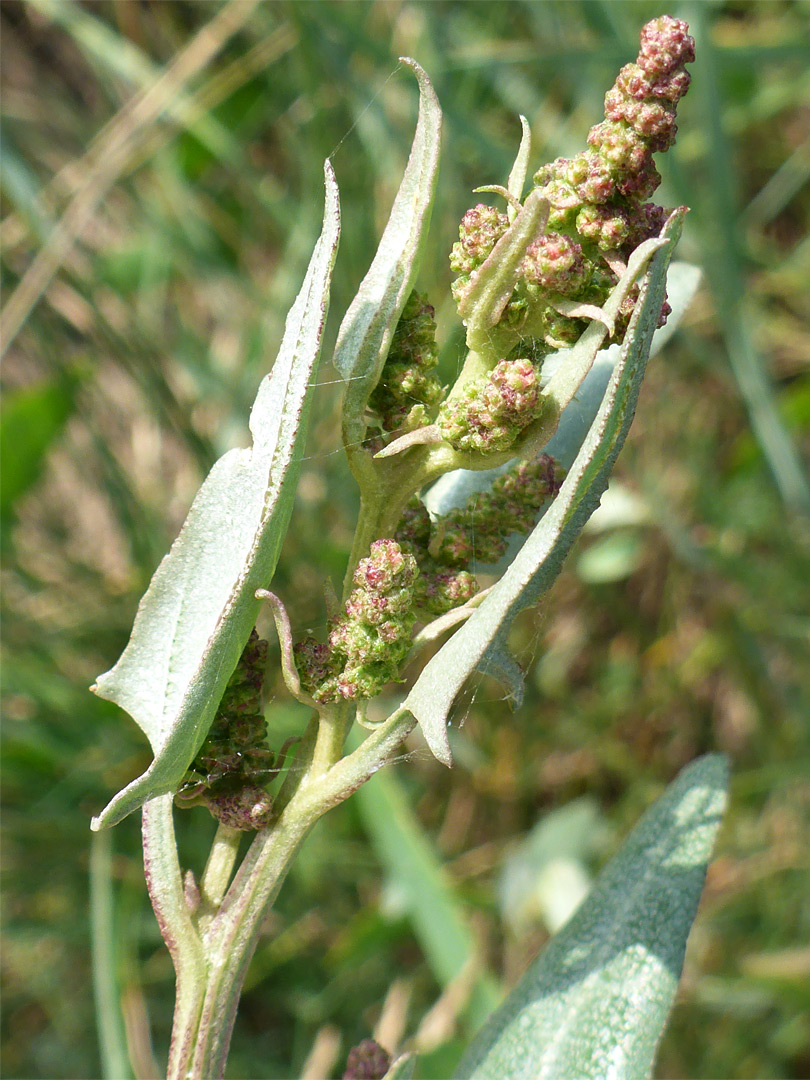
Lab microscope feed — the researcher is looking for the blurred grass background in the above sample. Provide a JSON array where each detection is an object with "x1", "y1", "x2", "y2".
[{"x1": 1, "y1": 1, "x2": 809, "y2": 1077}]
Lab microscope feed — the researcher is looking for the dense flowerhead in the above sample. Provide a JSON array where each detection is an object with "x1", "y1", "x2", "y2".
[
  {"x1": 368, "y1": 290, "x2": 443, "y2": 435},
  {"x1": 295, "y1": 540, "x2": 420, "y2": 704},
  {"x1": 450, "y1": 14, "x2": 693, "y2": 360}
]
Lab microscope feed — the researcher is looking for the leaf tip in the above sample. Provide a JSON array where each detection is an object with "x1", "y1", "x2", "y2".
[{"x1": 423, "y1": 724, "x2": 454, "y2": 768}]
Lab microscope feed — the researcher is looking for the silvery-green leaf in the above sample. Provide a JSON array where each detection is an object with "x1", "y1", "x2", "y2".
[
  {"x1": 584, "y1": 482, "x2": 652, "y2": 533},
  {"x1": 541, "y1": 259, "x2": 701, "y2": 469},
  {"x1": 541, "y1": 234, "x2": 666, "y2": 415},
  {"x1": 406, "y1": 210, "x2": 686, "y2": 765},
  {"x1": 576, "y1": 532, "x2": 645, "y2": 585},
  {"x1": 424, "y1": 261, "x2": 700, "y2": 519},
  {"x1": 455, "y1": 753, "x2": 729, "y2": 1080},
  {"x1": 91, "y1": 163, "x2": 341, "y2": 830},
  {"x1": 476, "y1": 638, "x2": 525, "y2": 710},
  {"x1": 334, "y1": 59, "x2": 441, "y2": 452}
]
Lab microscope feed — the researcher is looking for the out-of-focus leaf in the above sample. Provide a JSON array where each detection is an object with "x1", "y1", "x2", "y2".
[
  {"x1": 334, "y1": 59, "x2": 442, "y2": 452},
  {"x1": 407, "y1": 210, "x2": 687, "y2": 765},
  {"x1": 0, "y1": 379, "x2": 76, "y2": 531},
  {"x1": 583, "y1": 482, "x2": 652, "y2": 533},
  {"x1": 89, "y1": 830, "x2": 131, "y2": 1080},
  {"x1": 577, "y1": 532, "x2": 645, "y2": 584},
  {"x1": 353, "y1": 755, "x2": 501, "y2": 1030},
  {"x1": 456, "y1": 753, "x2": 729, "y2": 1080},
  {"x1": 28, "y1": 0, "x2": 240, "y2": 163},
  {"x1": 499, "y1": 799, "x2": 602, "y2": 936},
  {"x1": 91, "y1": 163, "x2": 340, "y2": 830}
]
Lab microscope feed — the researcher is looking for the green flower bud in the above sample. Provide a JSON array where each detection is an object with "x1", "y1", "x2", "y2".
[
  {"x1": 294, "y1": 541, "x2": 420, "y2": 704},
  {"x1": 205, "y1": 784, "x2": 274, "y2": 831},
  {"x1": 426, "y1": 453, "x2": 564, "y2": 569},
  {"x1": 369, "y1": 290, "x2": 443, "y2": 433},
  {"x1": 522, "y1": 233, "x2": 590, "y2": 295},
  {"x1": 416, "y1": 568, "x2": 479, "y2": 616},
  {"x1": 394, "y1": 496, "x2": 432, "y2": 556},
  {"x1": 438, "y1": 358, "x2": 548, "y2": 454}
]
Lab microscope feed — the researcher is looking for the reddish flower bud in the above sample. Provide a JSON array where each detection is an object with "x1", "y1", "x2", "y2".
[
  {"x1": 638, "y1": 15, "x2": 695, "y2": 79},
  {"x1": 523, "y1": 233, "x2": 590, "y2": 295}
]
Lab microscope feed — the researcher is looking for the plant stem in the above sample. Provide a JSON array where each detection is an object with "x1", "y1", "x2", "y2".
[
  {"x1": 142, "y1": 796, "x2": 206, "y2": 1080},
  {"x1": 196, "y1": 824, "x2": 241, "y2": 940},
  {"x1": 310, "y1": 703, "x2": 350, "y2": 775},
  {"x1": 90, "y1": 829, "x2": 132, "y2": 1080},
  {"x1": 164, "y1": 705, "x2": 417, "y2": 1079}
]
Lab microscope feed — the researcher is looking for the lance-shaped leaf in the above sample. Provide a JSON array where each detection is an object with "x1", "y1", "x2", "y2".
[
  {"x1": 506, "y1": 116, "x2": 532, "y2": 218},
  {"x1": 455, "y1": 753, "x2": 729, "y2": 1080},
  {"x1": 406, "y1": 209, "x2": 686, "y2": 765},
  {"x1": 459, "y1": 188, "x2": 549, "y2": 350},
  {"x1": 334, "y1": 58, "x2": 441, "y2": 455},
  {"x1": 90, "y1": 163, "x2": 341, "y2": 830}
]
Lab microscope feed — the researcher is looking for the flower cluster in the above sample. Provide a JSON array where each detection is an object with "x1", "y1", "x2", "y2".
[
  {"x1": 392, "y1": 496, "x2": 479, "y2": 616},
  {"x1": 368, "y1": 290, "x2": 443, "y2": 434},
  {"x1": 450, "y1": 15, "x2": 694, "y2": 351},
  {"x1": 449, "y1": 203, "x2": 509, "y2": 307},
  {"x1": 295, "y1": 540, "x2": 419, "y2": 703},
  {"x1": 395, "y1": 453, "x2": 564, "y2": 613},
  {"x1": 177, "y1": 631, "x2": 277, "y2": 830},
  {"x1": 437, "y1": 357, "x2": 555, "y2": 454}
]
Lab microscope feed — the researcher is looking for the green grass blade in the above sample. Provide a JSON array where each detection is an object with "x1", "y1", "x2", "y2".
[
  {"x1": 681, "y1": 4, "x2": 810, "y2": 514},
  {"x1": 354, "y1": 763, "x2": 501, "y2": 1031},
  {"x1": 90, "y1": 829, "x2": 133, "y2": 1080}
]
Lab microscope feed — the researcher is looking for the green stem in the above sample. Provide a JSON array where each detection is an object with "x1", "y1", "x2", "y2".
[
  {"x1": 90, "y1": 829, "x2": 132, "y2": 1080},
  {"x1": 342, "y1": 446, "x2": 460, "y2": 597},
  {"x1": 142, "y1": 796, "x2": 206, "y2": 1080},
  {"x1": 310, "y1": 703, "x2": 350, "y2": 775},
  {"x1": 196, "y1": 824, "x2": 241, "y2": 940},
  {"x1": 165, "y1": 705, "x2": 417, "y2": 1079}
]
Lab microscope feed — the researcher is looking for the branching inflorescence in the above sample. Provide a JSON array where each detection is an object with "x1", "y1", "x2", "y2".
[
  {"x1": 98, "y1": 16, "x2": 711, "y2": 1080},
  {"x1": 177, "y1": 15, "x2": 694, "y2": 826},
  {"x1": 439, "y1": 14, "x2": 694, "y2": 447}
]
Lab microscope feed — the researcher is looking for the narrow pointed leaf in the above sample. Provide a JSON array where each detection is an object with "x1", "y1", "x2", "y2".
[
  {"x1": 459, "y1": 189, "x2": 549, "y2": 347},
  {"x1": 407, "y1": 210, "x2": 686, "y2": 765},
  {"x1": 91, "y1": 163, "x2": 341, "y2": 829},
  {"x1": 334, "y1": 59, "x2": 442, "y2": 452},
  {"x1": 506, "y1": 116, "x2": 531, "y2": 219},
  {"x1": 456, "y1": 753, "x2": 729, "y2": 1080}
]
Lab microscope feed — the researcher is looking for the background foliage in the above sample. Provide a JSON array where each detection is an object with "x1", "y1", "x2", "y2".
[{"x1": 2, "y1": 2, "x2": 809, "y2": 1077}]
